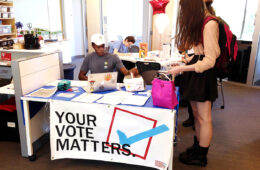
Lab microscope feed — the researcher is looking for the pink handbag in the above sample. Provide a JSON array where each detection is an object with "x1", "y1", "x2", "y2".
[{"x1": 152, "y1": 76, "x2": 178, "y2": 109}]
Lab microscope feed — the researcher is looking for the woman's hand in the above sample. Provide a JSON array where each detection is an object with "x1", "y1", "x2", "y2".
[
  {"x1": 167, "y1": 66, "x2": 182, "y2": 75},
  {"x1": 181, "y1": 53, "x2": 189, "y2": 64}
]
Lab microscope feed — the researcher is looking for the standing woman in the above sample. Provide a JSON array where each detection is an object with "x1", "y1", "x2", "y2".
[{"x1": 168, "y1": 0, "x2": 220, "y2": 166}]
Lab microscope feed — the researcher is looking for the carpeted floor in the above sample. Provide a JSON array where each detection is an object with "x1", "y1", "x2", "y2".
[{"x1": 1, "y1": 56, "x2": 260, "y2": 170}]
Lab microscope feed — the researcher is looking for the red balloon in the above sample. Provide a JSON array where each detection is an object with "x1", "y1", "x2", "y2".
[{"x1": 149, "y1": 0, "x2": 170, "y2": 15}]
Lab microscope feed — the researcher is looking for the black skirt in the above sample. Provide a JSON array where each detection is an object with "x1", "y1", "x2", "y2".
[{"x1": 180, "y1": 55, "x2": 218, "y2": 102}]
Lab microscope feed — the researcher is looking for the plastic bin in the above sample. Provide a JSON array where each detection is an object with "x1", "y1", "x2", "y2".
[
  {"x1": 2, "y1": 25, "x2": 11, "y2": 34},
  {"x1": 8, "y1": 12, "x2": 14, "y2": 18},
  {"x1": 63, "y1": 64, "x2": 76, "y2": 80},
  {"x1": 1, "y1": 6, "x2": 7, "y2": 12},
  {"x1": 1, "y1": 12, "x2": 8, "y2": 18}
]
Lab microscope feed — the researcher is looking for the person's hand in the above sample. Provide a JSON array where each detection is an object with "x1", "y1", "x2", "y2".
[
  {"x1": 171, "y1": 63, "x2": 180, "y2": 67},
  {"x1": 181, "y1": 54, "x2": 189, "y2": 64},
  {"x1": 129, "y1": 67, "x2": 139, "y2": 77},
  {"x1": 113, "y1": 48, "x2": 118, "y2": 54},
  {"x1": 167, "y1": 66, "x2": 182, "y2": 76}
]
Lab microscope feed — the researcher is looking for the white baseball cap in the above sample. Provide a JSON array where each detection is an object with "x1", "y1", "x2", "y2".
[{"x1": 91, "y1": 33, "x2": 105, "y2": 46}]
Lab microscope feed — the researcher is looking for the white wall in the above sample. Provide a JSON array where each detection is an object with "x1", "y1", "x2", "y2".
[
  {"x1": 63, "y1": 0, "x2": 85, "y2": 56},
  {"x1": 72, "y1": 1, "x2": 84, "y2": 56},
  {"x1": 14, "y1": 0, "x2": 49, "y2": 30},
  {"x1": 48, "y1": 0, "x2": 62, "y2": 32},
  {"x1": 14, "y1": 0, "x2": 61, "y2": 32}
]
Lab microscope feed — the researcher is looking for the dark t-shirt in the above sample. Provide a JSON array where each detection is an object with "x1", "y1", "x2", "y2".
[{"x1": 80, "y1": 52, "x2": 125, "y2": 74}]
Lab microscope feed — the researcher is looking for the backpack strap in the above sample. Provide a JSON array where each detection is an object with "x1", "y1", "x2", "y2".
[{"x1": 201, "y1": 16, "x2": 219, "y2": 45}]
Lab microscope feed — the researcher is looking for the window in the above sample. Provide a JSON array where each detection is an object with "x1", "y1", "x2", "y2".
[
  {"x1": 213, "y1": 0, "x2": 258, "y2": 41},
  {"x1": 241, "y1": 0, "x2": 259, "y2": 41},
  {"x1": 102, "y1": 0, "x2": 143, "y2": 43}
]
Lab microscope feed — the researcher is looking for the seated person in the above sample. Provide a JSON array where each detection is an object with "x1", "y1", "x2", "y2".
[
  {"x1": 78, "y1": 34, "x2": 138, "y2": 80},
  {"x1": 109, "y1": 36, "x2": 136, "y2": 56}
]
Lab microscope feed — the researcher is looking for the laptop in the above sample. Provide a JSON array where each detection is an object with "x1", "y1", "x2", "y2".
[{"x1": 83, "y1": 72, "x2": 118, "y2": 93}]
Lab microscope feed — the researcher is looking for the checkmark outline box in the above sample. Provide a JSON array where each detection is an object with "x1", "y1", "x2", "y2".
[{"x1": 106, "y1": 107, "x2": 157, "y2": 160}]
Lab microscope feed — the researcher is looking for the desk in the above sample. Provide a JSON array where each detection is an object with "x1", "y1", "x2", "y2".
[
  {"x1": 118, "y1": 54, "x2": 184, "y2": 69},
  {"x1": 0, "y1": 83, "x2": 14, "y2": 95},
  {"x1": 20, "y1": 82, "x2": 177, "y2": 170},
  {"x1": 0, "y1": 39, "x2": 71, "y2": 64}
]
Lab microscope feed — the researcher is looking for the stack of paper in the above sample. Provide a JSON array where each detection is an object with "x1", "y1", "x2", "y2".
[
  {"x1": 96, "y1": 91, "x2": 133, "y2": 105},
  {"x1": 27, "y1": 87, "x2": 57, "y2": 98},
  {"x1": 72, "y1": 93, "x2": 103, "y2": 103}
]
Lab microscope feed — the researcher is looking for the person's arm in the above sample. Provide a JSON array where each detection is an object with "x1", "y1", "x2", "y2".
[
  {"x1": 168, "y1": 21, "x2": 220, "y2": 76},
  {"x1": 78, "y1": 70, "x2": 88, "y2": 80},
  {"x1": 114, "y1": 49, "x2": 131, "y2": 56},
  {"x1": 168, "y1": 64, "x2": 195, "y2": 75},
  {"x1": 182, "y1": 53, "x2": 194, "y2": 64},
  {"x1": 120, "y1": 67, "x2": 130, "y2": 76},
  {"x1": 194, "y1": 20, "x2": 220, "y2": 73},
  {"x1": 119, "y1": 67, "x2": 139, "y2": 76},
  {"x1": 78, "y1": 55, "x2": 90, "y2": 80},
  {"x1": 109, "y1": 41, "x2": 120, "y2": 54}
]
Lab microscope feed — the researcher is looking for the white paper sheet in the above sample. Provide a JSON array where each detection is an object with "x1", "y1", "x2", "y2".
[
  {"x1": 96, "y1": 91, "x2": 133, "y2": 105},
  {"x1": 72, "y1": 93, "x2": 103, "y2": 103},
  {"x1": 56, "y1": 93, "x2": 76, "y2": 98},
  {"x1": 121, "y1": 95, "x2": 150, "y2": 106},
  {"x1": 27, "y1": 87, "x2": 57, "y2": 98},
  {"x1": 70, "y1": 80, "x2": 88, "y2": 87}
]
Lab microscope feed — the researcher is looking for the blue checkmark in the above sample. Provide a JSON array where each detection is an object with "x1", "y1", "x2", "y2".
[{"x1": 117, "y1": 124, "x2": 169, "y2": 145}]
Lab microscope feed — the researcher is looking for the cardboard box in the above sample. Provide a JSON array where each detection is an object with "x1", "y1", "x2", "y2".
[{"x1": 124, "y1": 75, "x2": 145, "y2": 92}]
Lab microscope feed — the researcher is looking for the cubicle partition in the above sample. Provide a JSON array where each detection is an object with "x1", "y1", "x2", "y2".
[{"x1": 11, "y1": 52, "x2": 63, "y2": 158}]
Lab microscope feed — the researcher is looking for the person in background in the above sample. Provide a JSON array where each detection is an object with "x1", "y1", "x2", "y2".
[
  {"x1": 78, "y1": 34, "x2": 138, "y2": 80},
  {"x1": 109, "y1": 36, "x2": 137, "y2": 82},
  {"x1": 181, "y1": 0, "x2": 216, "y2": 128},
  {"x1": 180, "y1": 51, "x2": 195, "y2": 128},
  {"x1": 109, "y1": 36, "x2": 135, "y2": 55},
  {"x1": 168, "y1": 0, "x2": 220, "y2": 166}
]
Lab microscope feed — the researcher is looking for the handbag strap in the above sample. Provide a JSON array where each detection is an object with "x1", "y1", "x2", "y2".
[{"x1": 157, "y1": 72, "x2": 171, "y2": 81}]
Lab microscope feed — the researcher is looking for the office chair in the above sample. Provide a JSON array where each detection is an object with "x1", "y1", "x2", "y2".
[{"x1": 136, "y1": 61, "x2": 161, "y2": 85}]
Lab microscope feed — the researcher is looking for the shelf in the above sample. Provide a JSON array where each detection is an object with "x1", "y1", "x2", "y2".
[
  {"x1": 0, "y1": 33, "x2": 16, "y2": 37},
  {"x1": 0, "y1": 2, "x2": 13, "y2": 4},
  {"x1": 0, "y1": 18, "x2": 14, "y2": 20},
  {"x1": 0, "y1": 1, "x2": 15, "y2": 41},
  {"x1": 0, "y1": 38, "x2": 14, "y2": 42}
]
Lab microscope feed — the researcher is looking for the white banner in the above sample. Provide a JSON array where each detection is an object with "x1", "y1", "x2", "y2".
[{"x1": 50, "y1": 100, "x2": 175, "y2": 170}]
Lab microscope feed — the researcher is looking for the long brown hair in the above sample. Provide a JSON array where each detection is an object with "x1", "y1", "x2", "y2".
[
  {"x1": 205, "y1": 0, "x2": 215, "y2": 15},
  {"x1": 175, "y1": 0, "x2": 206, "y2": 51}
]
